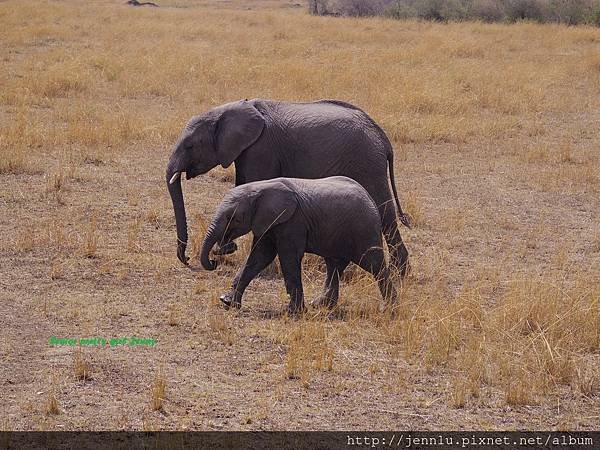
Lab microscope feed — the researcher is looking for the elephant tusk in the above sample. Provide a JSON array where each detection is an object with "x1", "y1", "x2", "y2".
[{"x1": 169, "y1": 172, "x2": 181, "y2": 184}]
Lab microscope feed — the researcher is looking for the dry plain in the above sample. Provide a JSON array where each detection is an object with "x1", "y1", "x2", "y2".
[{"x1": 0, "y1": 0, "x2": 599, "y2": 431}]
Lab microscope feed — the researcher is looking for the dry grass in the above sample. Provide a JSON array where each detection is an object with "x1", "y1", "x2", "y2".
[
  {"x1": 45, "y1": 394, "x2": 60, "y2": 416},
  {"x1": 127, "y1": 217, "x2": 143, "y2": 253},
  {"x1": 150, "y1": 372, "x2": 167, "y2": 412},
  {"x1": 44, "y1": 383, "x2": 60, "y2": 417},
  {"x1": 206, "y1": 302, "x2": 236, "y2": 346},
  {"x1": 81, "y1": 216, "x2": 98, "y2": 258},
  {"x1": 282, "y1": 319, "x2": 334, "y2": 388},
  {"x1": 1, "y1": 0, "x2": 599, "y2": 432},
  {"x1": 73, "y1": 349, "x2": 92, "y2": 382}
]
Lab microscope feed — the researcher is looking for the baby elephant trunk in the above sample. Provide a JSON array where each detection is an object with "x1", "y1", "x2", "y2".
[{"x1": 199, "y1": 220, "x2": 222, "y2": 271}]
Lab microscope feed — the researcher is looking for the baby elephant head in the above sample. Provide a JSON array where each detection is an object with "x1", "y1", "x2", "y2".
[{"x1": 199, "y1": 181, "x2": 297, "y2": 270}]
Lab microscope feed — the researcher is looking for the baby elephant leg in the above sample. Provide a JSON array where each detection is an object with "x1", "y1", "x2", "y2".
[
  {"x1": 276, "y1": 241, "x2": 306, "y2": 315},
  {"x1": 357, "y1": 248, "x2": 398, "y2": 308},
  {"x1": 311, "y1": 258, "x2": 349, "y2": 309},
  {"x1": 220, "y1": 236, "x2": 276, "y2": 309}
]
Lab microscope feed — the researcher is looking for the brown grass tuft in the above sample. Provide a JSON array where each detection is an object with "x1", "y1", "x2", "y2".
[
  {"x1": 0, "y1": 106, "x2": 37, "y2": 174},
  {"x1": 402, "y1": 190, "x2": 425, "y2": 228},
  {"x1": 206, "y1": 305, "x2": 236, "y2": 346},
  {"x1": 150, "y1": 372, "x2": 166, "y2": 412},
  {"x1": 167, "y1": 304, "x2": 180, "y2": 327},
  {"x1": 592, "y1": 230, "x2": 600, "y2": 253},
  {"x1": 45, "y1": 391, "x2": 60, "y2": 416},
  {"x1": 575, "y1": 361, "x2": 598, "y2": 398},
  {"x1": 82, "y1": 216, "x2": 98, "y2": 258},
  {"x1": 450, "y1": 377, "x2": 468, "y2": 409},
  {"x1": 73, "y1": 349, "x2": 92, "y2": 382},
  {"x1": 49, "y1": 258, "x2": 64, "y2": 280},
  {"x1": 127, "y1": 218, "x2": 142, "y2": 253},
  {"x1": 505, "y1": 374, "x2": 535, "y2": 406},
  {"x1": 16, "y1": 227, "x2": 35, "y2": 252}
]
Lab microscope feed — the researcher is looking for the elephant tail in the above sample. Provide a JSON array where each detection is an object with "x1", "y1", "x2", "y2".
[{"x1": 387, "y1": 152, "x2": 412, "y2": 229}]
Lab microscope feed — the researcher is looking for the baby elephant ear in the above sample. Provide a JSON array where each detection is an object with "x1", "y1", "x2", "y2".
[
  {"x1": 215, "y1": 101, "x2": 265, "y2": 168},
  {"x1": 251, "y1": 184, "x2": 297, "y2": 238}
]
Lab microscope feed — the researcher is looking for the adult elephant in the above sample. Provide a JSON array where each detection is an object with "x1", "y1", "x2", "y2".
[{"x1": 166, "y1": 98, "x2": 411, "y2": 276}]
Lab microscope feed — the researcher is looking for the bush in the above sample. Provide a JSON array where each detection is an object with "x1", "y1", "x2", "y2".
[
  {"x1": 336, "y1": 0, "x2": 389, "y2": 16},
  {"x1": 417, "y1": 0, "x2": 471, "y2": 21},
  {"x1": 587, "y1": 4, "x2": 600, "y2": 24},
  {"x1": 549, "y1": 0, "x2": 588, "y2": 24},
  {"x1": 307, "y1": 0, "x2": 600, "y2": 25},
  {"x1": 471, "y1": 0, "x2": 506, "y2": 22},
  {"x1": 504, "y1": 0, "x2": 547, "y2": 22},
  {"x1": 308, "y1": 0, "x2": 330, "y2": 15},
  {"x1": 385, "y1": 1, "x2": 416, "y2": 19}
]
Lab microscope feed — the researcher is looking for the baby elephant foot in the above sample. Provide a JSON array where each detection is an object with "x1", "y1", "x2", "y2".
[
  {"x1": 213, "y1": 241, "x2": 238, "y2": 256},
  {"x1": 310, "y1": 295, "x2": 336, "y2": 309},
  {"x1": 219, "y1": 291, "x2": 241, "y2": 310}
]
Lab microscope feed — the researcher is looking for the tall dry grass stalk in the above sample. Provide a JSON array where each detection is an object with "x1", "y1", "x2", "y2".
[
  {"x1": 82, "y1": 216, "x2": 98, "y2": 258},
  {"x1": 73, "y1": 348, "x2": 93, "y2": 382},
  {"x1": 150, "y1": 371, "x2": 167, "y2": 412}
]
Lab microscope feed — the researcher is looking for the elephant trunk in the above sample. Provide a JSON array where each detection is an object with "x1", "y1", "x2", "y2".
[
  {"x1": 166, "y1": 157, "x2": 189, "y2": 265},
  {"x1": 199, "y1": 218, "x2": 222, "y2": 271}
]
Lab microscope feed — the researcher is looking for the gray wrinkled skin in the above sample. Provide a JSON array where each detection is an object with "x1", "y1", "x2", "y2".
[
  {"x1": 199, "y1": 176, "x2": 398, "y2": 314},
  {"x1": 166, "y1": 98, "x2": 410, "y2": 275}
]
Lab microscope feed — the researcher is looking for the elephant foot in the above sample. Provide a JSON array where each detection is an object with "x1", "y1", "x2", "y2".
[
  {"x1": 287, "y1": 302, "x2": 307, "y2": 317},
  {"x1": 219, "y1": 292, "x2": 241, "y2": 310},
  {"x1": 310, "y1": 295, "x2": 336, "y2": 309},
  {"x1": 213, "y1": 241, "x2": 238, "y2": 256}
]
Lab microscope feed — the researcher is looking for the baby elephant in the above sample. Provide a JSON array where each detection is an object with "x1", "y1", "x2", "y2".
[{"x1": 199, "y1": 176, "x2": 397, "y2": 314}]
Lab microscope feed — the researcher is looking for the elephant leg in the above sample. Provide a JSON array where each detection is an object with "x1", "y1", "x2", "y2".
[
  {"x1": 311, "y1": 258, "x2": 349, "y2": 309},
  {"x1": 220, "y1": 236, "x2": 276, "y2": 309},
  {"x1": 275, "y1": 240, "x2": 306, "y2": 315},
  {"x1": 356, "y1": 248, "x2": 398, "y2": 308},
  {"x1": 378, "y1": 199, "x2": 410, "y2": 278}
]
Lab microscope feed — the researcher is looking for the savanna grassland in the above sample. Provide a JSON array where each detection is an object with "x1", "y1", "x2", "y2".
[{"x1": 1, "y1": 0, "x2": 599, "y2": 431}]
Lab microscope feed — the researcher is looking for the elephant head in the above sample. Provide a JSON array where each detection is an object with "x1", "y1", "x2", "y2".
[
  {"x1": 199, "y1": 181, "x2": 297, "y2": 271},
  {"x1": 166, "y1": 100, "x2": 265, "y2": 265}
]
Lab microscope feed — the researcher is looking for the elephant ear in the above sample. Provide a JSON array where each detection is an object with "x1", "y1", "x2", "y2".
[
  {"x1": 215, "y1": 101, "x2": 265, "y2": 168},
  {"x1": 251, "y1": 183, "x2": 297, "y2": 238}
]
